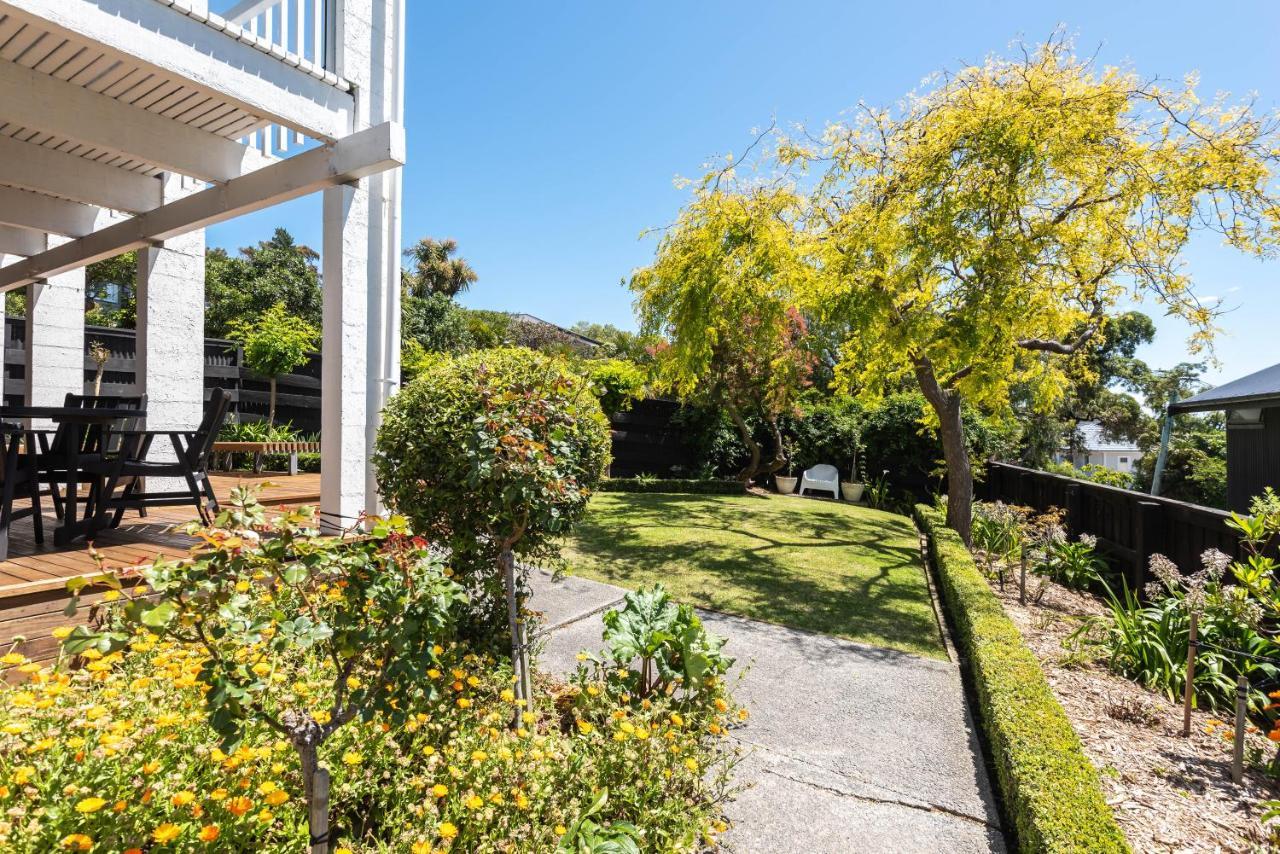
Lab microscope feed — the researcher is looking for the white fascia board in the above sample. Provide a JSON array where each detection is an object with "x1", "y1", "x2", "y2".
[
  {"x1": 0, "y1": 60, "x2": 274, "y2": 184},
  {"x1": 2, "y1": 0, "x2": 354, "y2": 141},
  {"x1": 0, "y1": 121, "x2": 405, "y2": 291},
  {"x1": 0, "y1": 136, "x2": 163, "y2": 213},
  {"x1": 0, "y1": 224, "x2": 45, "y2": 256},
  {"x1": 0, "y1": 186, "x2": 102, "y2": 238}
]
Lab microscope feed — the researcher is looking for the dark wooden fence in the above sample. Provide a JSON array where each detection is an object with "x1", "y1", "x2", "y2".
[
  {"x1": 607, "y1": 398, "x2": 695, "y2": 478},
  {"x1": 983, "y1": 461, "x2": 1243, "y2": 590},
  {"x1": 3, "y1": 318, "x2": 324, "y2": 433}
]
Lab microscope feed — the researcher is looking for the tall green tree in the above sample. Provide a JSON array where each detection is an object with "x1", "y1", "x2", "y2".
[
  {"x1": 402, "y1": 237, "x2": 478, "y2": 298},
  {"x1": 786, "y1": 37, "x2": 1280, "y2": 543},
  {"x1": 206, "y1": 228, "x2": 322, "y2": 338}
]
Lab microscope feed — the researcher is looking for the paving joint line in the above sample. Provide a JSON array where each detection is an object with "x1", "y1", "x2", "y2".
[{"x1": 731, "y1": 734, "x2": 999, "y2": 830}]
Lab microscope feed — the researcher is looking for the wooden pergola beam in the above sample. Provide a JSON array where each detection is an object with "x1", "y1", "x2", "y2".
[
  {"x1": 0, "y1": 137, "x2": 164, "y2": 214},
  {"x1": 0, "y1": 121, "x2": 405, "y2": 292},
  {"x1": 0, "y1": 225, "x2": 46, "y2": 257}
]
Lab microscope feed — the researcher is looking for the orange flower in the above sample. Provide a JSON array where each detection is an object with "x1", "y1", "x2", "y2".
[
  {"x1": 226, "y1": 796, "x2": 253, "y2": 817},
  {"x1": 1268, "y1": 729, "x2": 1280, "y2": 742},
  {"x1": 264, "y1": 789, "x2": 289, "y2": 807},
  {"x1": 198, "y1": 825, "x2": 220, "y2": 842},
  {"x1": 60, "y1": 834, "x2": 93, "y2": 851}
]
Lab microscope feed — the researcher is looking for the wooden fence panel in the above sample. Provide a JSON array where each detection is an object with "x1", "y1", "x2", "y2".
[{"x1": 983, "y1": 461, "x2": 1243, "y2": 590}]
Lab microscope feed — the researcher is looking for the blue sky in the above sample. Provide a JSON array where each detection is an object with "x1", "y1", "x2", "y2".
[{"x1": 209, "y1": 1, "x2": 1280, "y2": 387}]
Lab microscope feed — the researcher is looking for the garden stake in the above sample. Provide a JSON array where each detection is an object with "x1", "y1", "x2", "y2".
[
  {"x1": 308, "y1": 766, "x2": 330, "y2": 854},
  {"x1": 1233, "y1": 673, "x2": 1247, "y2": 784},
  {"x1": 1018, "y1": 546, "x2": 1027, "y2": 606},
  {"x1": 1182, "y1": 611, "x2": 1197, "y2": 737}
]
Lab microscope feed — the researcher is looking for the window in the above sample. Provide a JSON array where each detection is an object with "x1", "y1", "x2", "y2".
[{"x1": 1119, "y1": 457, "x2": 1129, "y2": 464}]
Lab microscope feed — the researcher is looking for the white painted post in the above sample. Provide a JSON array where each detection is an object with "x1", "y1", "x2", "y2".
[
  {"x1": 321, "y1": 0, "x2": 403, "y2": 524},
  {"x1": 320, "y1": 182, "x2": 370, "y2": 530},
  {"x1": 136, "y1": 175, "x2": 207, "y2": 491},
  {"x1": 25, "y1": 236, "x2": 85, "y2": 427},
  {"x1": 0, "y1": 254, "x2": 8, "y2": 400}
]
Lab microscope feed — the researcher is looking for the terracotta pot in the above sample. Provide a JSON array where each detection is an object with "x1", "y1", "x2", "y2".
[
  {"x1": 841, "y1": 482, "x2": 864, "y2": 503},
  {"x1": 775, "y1": 476, "x2": 799, "y2": 494}
]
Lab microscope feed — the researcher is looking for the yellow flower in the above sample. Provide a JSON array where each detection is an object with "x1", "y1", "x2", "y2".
[
  {"x1": 1, "y1": 652, "x2": 26, "y2": 666},
  {"x1": 438, "y1": 821, "x2": 459, "y2": 840},
  {"x1": 422, "y1": 745, "x2": 435, "y2": 756},
  {"x1": 2, "y1": 722, "x2": 28, "y2": 734},
  {"x1": 456, "y1": 698, "x2": 471, "y2": 709},
  {"x1": 465, "y1": 794, "x2": 484, "y2": 810},
  {"x1": 51, "y1": 626, "x2": 74, "y2": 640},
  {"x1": 60, "y1": 834, "x2": 93, "y2": 851},
  {"x1": 432, "y1": 784, "x2": 449, "y2": 798},
  {"x1": 198, "y1": 824, "x2": 220, "y2": 842},
  {"x1": 714, "y1": 698, "x2": 728, "y2": 712},
  {"x1": 670, "y1": 713, "x2": 684, "y2": 727},
  {"x1": 152, "y1": 823, "x2": 182, "y2": 844},
  {"x1": 257, "y1": 809, "x2": 275, "y2": 823},
  {"x1": 576, "y1": 720, "x2": 594, "y2": 735},
  {"x1": 337, "y1": 850, "x2": 354, "y2": 854},
  {"x1": 554, "y1": 824, "x2": 568, "y2": 836},
  {"x1": 684, "y1": 758, "x2": 700, "y2": 773},
  {"x1": 411, "y1": 842, "x2": 432, "y2": 854},
  {"x1": 75, "y1": 796, "x2": 108, "y2": 813},
  {"x1": 141, "y1": 761, "x2": 160, "y2": 775},
  {"x1": 171, "y1": 791, "x2": 196, "y2": 807},
  {"x1": 251, "y1": 662, "x2": 272, "y2": 677},
  {"x1": 500, "y1": 688, "x2": 515, "y2": 702},
  {"x1": 209, "y1": 788, "x2": 229, "y2": 801},
  {"x1": 265, "y1": 790, "x2": 289, "y2": 807},
  {"x1": 257, "y1": 781, "x2": 278, "y2": 796},
  {"x1": 342, "y1": 751, "x2": 363, "y2": 766}
]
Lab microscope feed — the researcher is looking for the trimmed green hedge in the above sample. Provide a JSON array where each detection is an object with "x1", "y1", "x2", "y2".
[
  {"x1": 599, "y1": 478, "x2": 746, "y2": 495},
  {"x1": 914, "y1": 506, "x2": 1128, "y2": 853}
]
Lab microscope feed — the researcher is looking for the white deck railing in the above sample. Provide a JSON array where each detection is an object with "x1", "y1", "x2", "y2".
[{"x1": 222, "y1": 0, "x2": 335, "y2": 156}]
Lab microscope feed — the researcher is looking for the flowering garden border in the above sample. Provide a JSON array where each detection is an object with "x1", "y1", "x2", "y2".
[{"x1": 915, "y1": 505, "x2": 1128, "y2": 853}]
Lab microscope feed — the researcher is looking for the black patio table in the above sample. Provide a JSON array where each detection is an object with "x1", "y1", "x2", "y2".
[{"x1": 0, "y1": 405, "x2": 147, "y2": 546}]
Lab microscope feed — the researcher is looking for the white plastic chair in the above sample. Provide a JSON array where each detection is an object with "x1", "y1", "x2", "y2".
[{"x1": 799, "y1": 464, "x2": 840, "y2": 499}]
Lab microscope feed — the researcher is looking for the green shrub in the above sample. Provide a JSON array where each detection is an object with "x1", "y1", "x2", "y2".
[
  {"x1": 599, "y1": 478, "x2": 746, "y2": 495},
  {"x1": 914, "y1": 505, "x2": 1128, "y2": 853},
  {"x1": 584, "y1": 358, "x2": 648, "y2": 417},
  {"x1": 375, "y1": 347, "x2": 611, "y2": 698},
  {"x1": 1044, "y1": 461, "x2": 1135, "y2": 490}
]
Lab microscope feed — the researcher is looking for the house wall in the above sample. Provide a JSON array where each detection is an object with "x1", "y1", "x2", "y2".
[
  {"x1": 1070, "y1": 449, "x2": 1139, "y2": 473},
  {"x1": 1226, "y1": 406, "x2": 1280, "y2": 512}
]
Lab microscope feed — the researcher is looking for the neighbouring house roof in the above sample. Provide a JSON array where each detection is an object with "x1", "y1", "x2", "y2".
[
  {"x1": 1072, "y1": 421, "x2": 1140, "y2": 454},
  {"x1": 1169, "y1": 361, "x2": 1280, "y2": 414}
]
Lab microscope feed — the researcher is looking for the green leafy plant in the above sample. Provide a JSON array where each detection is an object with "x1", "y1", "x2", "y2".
[
  {"x1": 597, "y1": 585, "x2": 733, "y2": 699},
  {"x1": 555, "y1": 790, "x2": 642, "y2": 854},
  {"x1": 864, "y1": 470, "x2": 893, "y2": 511},
  {"x1": 228, "y1": 301, "x2": 320, "y2": 425},
  {"x1": 1035, "y1": 535, "x2": 1107, "y2": 591},
  {"x1": 375, "y1": 347, "x2": 611, "y2": 708},
  {"x1": 585, "y1": 358, "x2": 648, "y2": 417},
  {"x1": 62, "y1": 487, "x2": 467, "y2": 851}
]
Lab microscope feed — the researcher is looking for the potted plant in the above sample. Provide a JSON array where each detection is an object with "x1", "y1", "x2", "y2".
[
  {"x1": 776, "y1": 437, "x2": 799, "y2": 494},
  {"x1": 841, "y1": 441, "x2": 864, "y2": 503}
]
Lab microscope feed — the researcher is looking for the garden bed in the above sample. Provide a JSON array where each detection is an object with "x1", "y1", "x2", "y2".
[{"x1": 987, "y1": 575, "x2": 1279, "y2": 851}]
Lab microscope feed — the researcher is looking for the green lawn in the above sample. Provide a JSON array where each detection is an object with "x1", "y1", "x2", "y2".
[{"x1": 560, "y1": 492, "x2": 946, "y2": 659}]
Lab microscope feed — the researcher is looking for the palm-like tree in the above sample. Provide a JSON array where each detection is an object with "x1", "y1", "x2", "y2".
[{"x1": 402, "y1": 237, "x2": 478, "y2": 298}]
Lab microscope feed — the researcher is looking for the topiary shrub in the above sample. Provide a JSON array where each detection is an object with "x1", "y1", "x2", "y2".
[{"x1": 375, "y1": 347, "x2": 611, "y2": 703}]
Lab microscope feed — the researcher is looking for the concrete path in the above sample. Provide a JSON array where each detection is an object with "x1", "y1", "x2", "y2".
[{"x1": 530, "y1": 570, "x2": 1005, "y2": 854}]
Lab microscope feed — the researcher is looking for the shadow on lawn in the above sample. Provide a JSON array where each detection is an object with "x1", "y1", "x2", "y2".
[{"x1": 565, "y1": 494, "x2": 945, "y2": 656}]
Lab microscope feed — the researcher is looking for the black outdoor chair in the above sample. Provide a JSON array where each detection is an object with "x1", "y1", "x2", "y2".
[
  {"x1": 34, "y1": 394, "x2": 145, "y2": 521},
  {"x1": 90, "y1": 388, "x2": 231, "y2": 527},
  {"x1": 0, "y1": 422, "x2": 44, "y2": 561}
]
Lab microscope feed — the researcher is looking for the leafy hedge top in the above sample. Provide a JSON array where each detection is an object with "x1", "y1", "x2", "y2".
[
  {"x1": 915, "y1": 506, "x2": 1128, "y2": 853},
  {"x1": 375, "y1": 347, "x2": 611, "y2": 564}
]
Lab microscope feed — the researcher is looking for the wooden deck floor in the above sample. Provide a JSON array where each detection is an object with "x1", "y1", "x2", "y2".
[{"x1": 0, "y1": 473, "x2": 320, "y2": 662}]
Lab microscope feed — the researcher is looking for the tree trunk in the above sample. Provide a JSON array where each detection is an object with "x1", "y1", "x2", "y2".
[
  {"x1": 93, "y1": 365, "x2": 104, "y2": 396},
  {"x1": 500, "y1": 547, "x2": 532, "y2": 722},
  {"x1": 268, "y1": 377, "x2": 277, "y2": 426},
  {"x1": 726, "y1": 402, "x2": 762, "y2": 483},
  {"x1": 913, "y1": 357, "x2": 974, "y2": 546},
  {"x1": 762, "y1": 415, "x2": 788, "y2": 476}
]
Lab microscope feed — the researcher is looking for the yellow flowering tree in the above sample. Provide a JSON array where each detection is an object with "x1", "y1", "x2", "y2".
[
  {"x1": 783, "y1": 35, "x2": 1280, "y2": 542},
  {"x1": 63, "y1": 488, "x2": 466, "y2": 854},
  {"x1": 631, "y1": 183, "x2": 818, "y2": 482}
]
